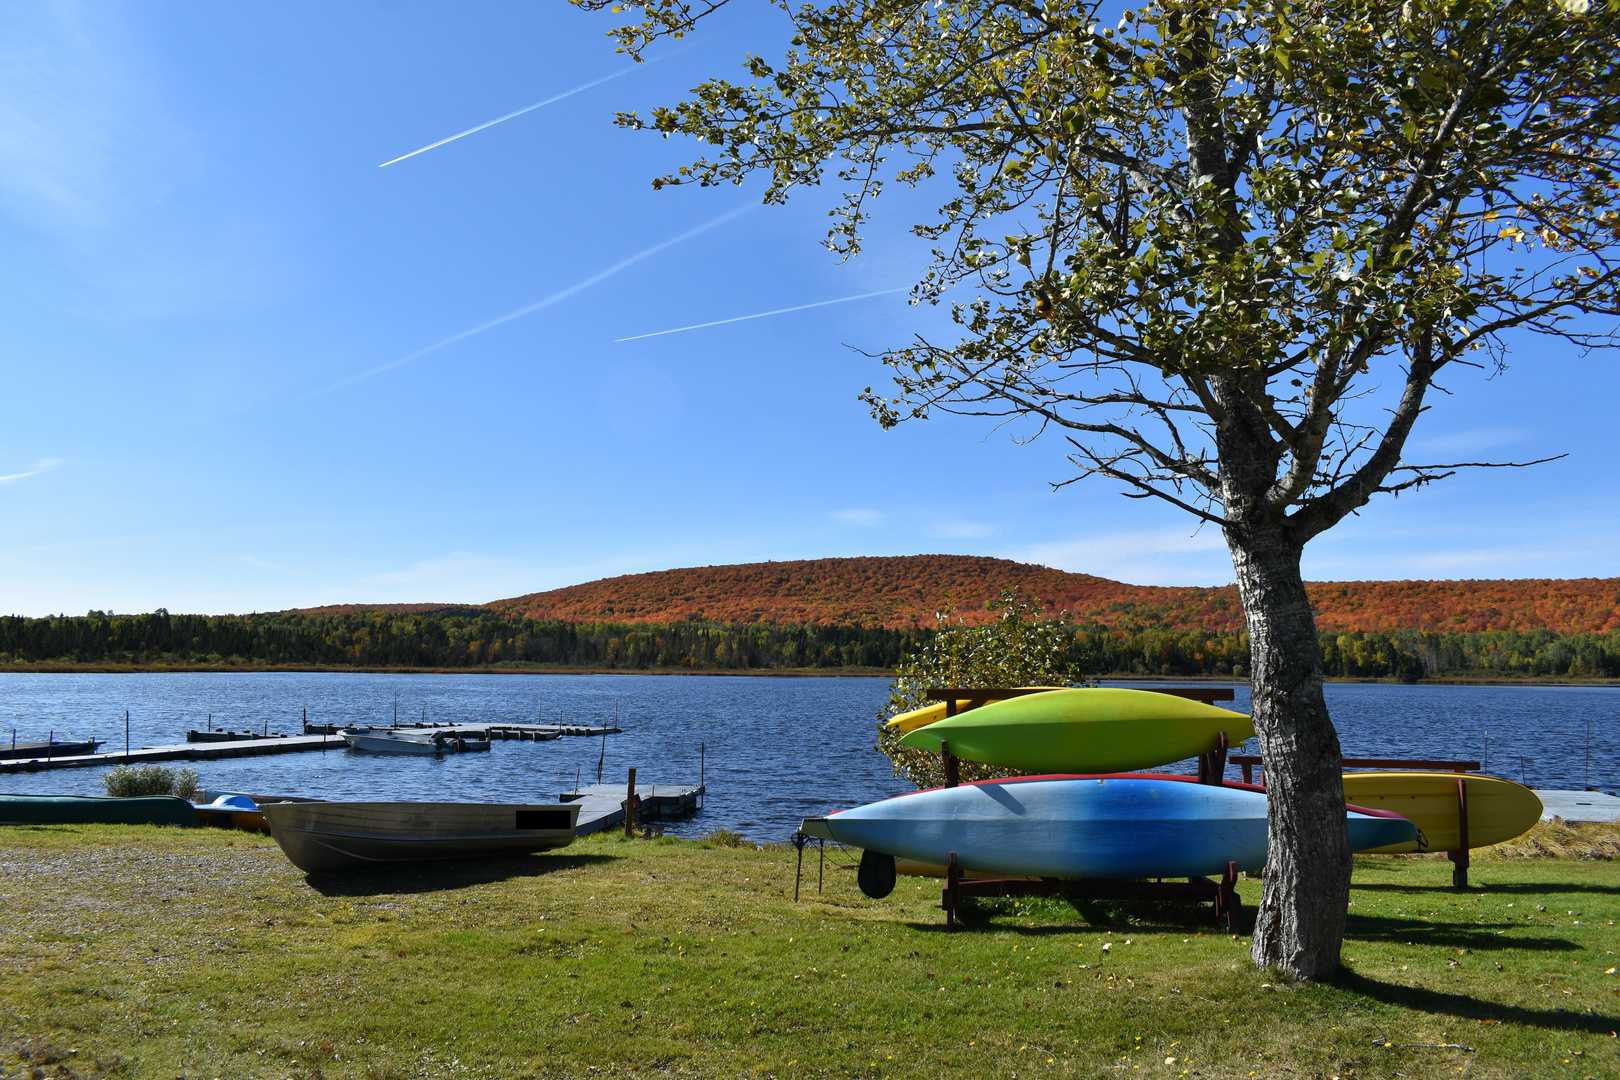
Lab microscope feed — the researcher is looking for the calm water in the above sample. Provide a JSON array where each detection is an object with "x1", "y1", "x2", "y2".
[{"x1": 1, "y1": 674, "x2": 1615, "y2": 841}]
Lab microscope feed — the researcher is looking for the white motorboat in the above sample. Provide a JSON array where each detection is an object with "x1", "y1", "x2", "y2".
[{"x1": 341, "y1": 728, "x2": 447, "y2": 755}]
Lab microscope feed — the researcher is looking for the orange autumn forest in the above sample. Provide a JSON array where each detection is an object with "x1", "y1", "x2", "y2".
[{"x1": 7, "y1": 556, "x2": 1616, "y2": 680}]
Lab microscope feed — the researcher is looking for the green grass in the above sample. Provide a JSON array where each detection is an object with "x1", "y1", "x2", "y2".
[{"x1": 0, "y1": 825, "x2": 1616, "y2": 1080}]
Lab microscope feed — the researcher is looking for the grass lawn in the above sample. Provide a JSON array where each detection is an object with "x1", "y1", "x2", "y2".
[{"x1": 1, "y1": 824, "x2": 1616, "y2": 1080}]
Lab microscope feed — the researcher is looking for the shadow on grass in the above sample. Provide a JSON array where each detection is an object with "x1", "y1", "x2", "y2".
[
  {"x1": 912, "y1": 894, "x2": 1254, "y2": 935},
  {"x1": 303, "y1": 852, "x2": 619, "y2": 897},
  {"x1": 1345, "y1": 914, "x2": 1581, "y2": 952},
  {"x1": 1333, "y1": 969, "x2": 1620, "y2": 1035},
  {"x1": 1351, "y1": 880, "x2": 1620, "y2": 897}
]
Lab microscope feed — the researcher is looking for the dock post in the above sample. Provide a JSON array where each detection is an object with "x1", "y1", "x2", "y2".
[
  {"x1": 624, "y1": 767, "x2": 637, "y2": 837},
  {"x1": 47, "y1": 730, "x2": 52, "y2": 762}
]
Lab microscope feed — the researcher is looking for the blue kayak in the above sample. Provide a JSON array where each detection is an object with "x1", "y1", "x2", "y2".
[{"x1": 799, "y1": 775, "x2": 1417, "y2": 879}]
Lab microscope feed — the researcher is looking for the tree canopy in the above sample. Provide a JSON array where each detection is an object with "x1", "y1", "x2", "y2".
[
  {"x1": 583, "y1": 0, "x2": 1620, "y2": 978},
  {"x1": 592, "y1": 0, "x2": 1616, "y2": 538}
]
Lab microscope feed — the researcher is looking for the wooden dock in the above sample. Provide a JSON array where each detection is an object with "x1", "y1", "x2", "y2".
[
  {"x1": 2, "y1": 721, "x2": 623, "y2": 773},
  {"x1": 0, "y1": 734, "x2": 346, "y2": 773},
  {"x1": 334, "y1": 722, "x2": 622, "y2": 741},
  {"x1": 562, "y1": 782, "x2": 704, "y2": 835},
  {"x1": 1536, "y1": 789, "x2": 1620, "y2": 824}
]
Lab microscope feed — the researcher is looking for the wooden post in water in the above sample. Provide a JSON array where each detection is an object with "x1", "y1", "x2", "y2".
[
  {"x1": 47, "y1": 729, "x2": 53, "y2": 762},
  {"x1": 624, "y1": 767, "x2": 638, "y2": 838},
  {"x1": 125, "y1": 711, "x2": 130, "y2": 760}
]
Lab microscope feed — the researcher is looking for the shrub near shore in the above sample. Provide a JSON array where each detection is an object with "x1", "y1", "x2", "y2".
[{"x1": 1, "y1": 823, "x2": 1616, "y2": 1079}]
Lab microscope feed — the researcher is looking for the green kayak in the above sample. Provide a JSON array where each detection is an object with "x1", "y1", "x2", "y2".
[
  {"x1": 897, "y1": 688, "x2": 1254, "y2": 773},
  {"x1": 0, "y1": 794, "x2": 200, "y2": 827}
]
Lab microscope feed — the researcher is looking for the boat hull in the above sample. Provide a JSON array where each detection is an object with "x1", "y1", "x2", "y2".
[
  {"x1": 897, "y1": 689, "x2": 1255, "y2": 773},
  {"x1": 261, "y1": 800, "x2": 579, "y2": 874},
  {"x1": 342, "y1": 732, "x2": 443, "y2": 755},
  {"x1": 0, "y1": 794, "x2": 199, "y2": 827},
  {"x1": 801, "y1": 776, "x2": 1416, "y2": 879}
]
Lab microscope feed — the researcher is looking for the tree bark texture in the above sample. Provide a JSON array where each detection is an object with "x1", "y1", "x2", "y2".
[{"x1": 1226, "y1": 522, "x2": 1350, "y2": 979}]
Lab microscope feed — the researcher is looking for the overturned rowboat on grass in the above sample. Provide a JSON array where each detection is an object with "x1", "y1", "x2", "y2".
[{"x1": 260, "y1": 800, "x2": 579, "y2": 874}]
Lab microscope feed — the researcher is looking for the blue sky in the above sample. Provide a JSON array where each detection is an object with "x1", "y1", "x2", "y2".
[{"x1": 1, "y1": 2, "x2": 1616, "y2": 617}]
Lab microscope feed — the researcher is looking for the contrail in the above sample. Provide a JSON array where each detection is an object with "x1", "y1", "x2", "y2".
[
  {"x1": 379, "y1": 66, "x2": 640, "y2": 168},
  {"x1": 614, "y1": 288, "x2": 909, "y2": 341},
  {"x1": 311, "y1": 202, "x2": 755, "y2": 397}
]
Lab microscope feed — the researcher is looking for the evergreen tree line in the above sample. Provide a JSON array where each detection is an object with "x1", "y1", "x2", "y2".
[{"x1": 0, "y1": 609, "x2": 1617, "y2": 679}]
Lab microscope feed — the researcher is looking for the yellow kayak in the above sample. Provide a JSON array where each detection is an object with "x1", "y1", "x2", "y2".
[
  {"x1": 884, "y1": 688, "x2": 1064, "y2": 735},
  {"x1": 1342, "y1": 772, "x2": 1543, "y2": 853}
]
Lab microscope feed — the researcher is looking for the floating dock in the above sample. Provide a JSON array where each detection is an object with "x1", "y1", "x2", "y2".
[
  {"x1": 562, "y1": 782, "x2": 704, "y2": 835},
  {"x1": 0, "y1": 734, "x2": 347, "y2": 772},
  {"x1": 1535, "y1": 789, "x2": 1620, "y2": 824},
  {"x1": 0, "y1": 721, "x2": 622, "y2": 773}
]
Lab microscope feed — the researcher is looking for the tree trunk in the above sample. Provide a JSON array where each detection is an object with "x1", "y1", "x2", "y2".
[{"x1": 1227, "y1": 521, "x2": 1350, "y2": 980}]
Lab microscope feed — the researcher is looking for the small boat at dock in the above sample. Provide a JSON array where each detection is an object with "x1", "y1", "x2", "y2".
[
  {"x1": 3, "y1": 737, "x2": 105, "y2": 760},
  {"x1": 260, "y1": 800, "x2": 579, "y2": 873},
  {"x1": 340, "y1": 729, "x2": 491, "y2": 755}
]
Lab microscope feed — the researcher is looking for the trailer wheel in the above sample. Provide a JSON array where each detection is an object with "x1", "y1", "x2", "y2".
[{"x1": 857, "y1": 849, "x2": 896, "y2": 899}]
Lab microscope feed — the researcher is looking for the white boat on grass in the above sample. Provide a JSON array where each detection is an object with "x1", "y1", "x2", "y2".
[{"x1": 260, "y1": 800, "x2": 579, "y2": 873}]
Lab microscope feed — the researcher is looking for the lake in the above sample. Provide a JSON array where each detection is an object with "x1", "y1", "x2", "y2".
[{"x1": 1, "y1": 673, "x2": 1614, "y2": 841}]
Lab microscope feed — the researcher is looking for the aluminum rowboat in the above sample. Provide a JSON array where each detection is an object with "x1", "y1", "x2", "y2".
[{"x1": 261, "y1": 800, "x2": 579, "y2": 874}]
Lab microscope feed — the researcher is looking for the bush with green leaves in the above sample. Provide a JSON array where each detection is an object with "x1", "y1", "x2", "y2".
[
  {"x1": 101, "y1": 764, "x2": 200, "y2": 800},
  {"x1": 877, "y1": 589, "x2": 1084, "y2": 789}
]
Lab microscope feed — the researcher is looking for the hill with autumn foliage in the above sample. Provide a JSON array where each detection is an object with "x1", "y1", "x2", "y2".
[
  {"x1": 7, "y1": 557, "x2": 1619, "y2": 678},
  {"x1": 481, "y1": 555, "x2": 1620, "y2": 636}
]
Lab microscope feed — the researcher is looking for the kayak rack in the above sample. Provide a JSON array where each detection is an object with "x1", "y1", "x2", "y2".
[
  {"x1": 1231, "y1": 754, "x2": 1483, "y2": 889},
  {"x1": 940, "y1": 852, "x2": 1244, "y2": 933},
  {"x1": 912, "y1": 687, "x2": 1249, "y2": 929}
]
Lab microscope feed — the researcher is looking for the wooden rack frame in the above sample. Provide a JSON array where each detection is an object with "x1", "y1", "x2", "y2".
[
  {"x1": 926, "y1": 686, "x2": 1246, "y2": 928},
  {"x1": 941, "y1": 852, "x2": 1243, "y2": 932}
]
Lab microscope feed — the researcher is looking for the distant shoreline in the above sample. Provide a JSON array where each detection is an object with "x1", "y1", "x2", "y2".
[{"x1": 0, "y1": 663, "x2": 1615, "y2": 688}]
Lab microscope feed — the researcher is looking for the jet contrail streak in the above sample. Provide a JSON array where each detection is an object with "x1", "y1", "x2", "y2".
[
  {"x1": 614, "y1": 288, "x2": 909, "y2": 341},
  {"x1": 311, "y1": 203, "x2": 755, "y2": 397},
  {"x1": 379, "y1": 66, "x2": 639, "y2": 167}
]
